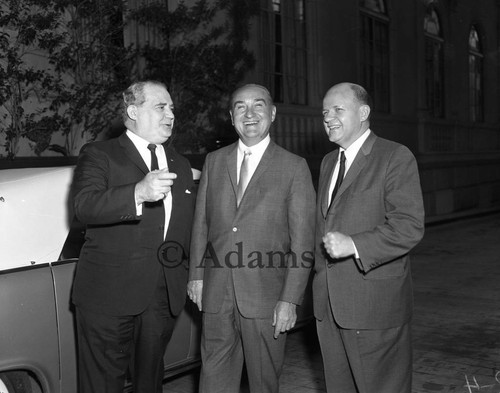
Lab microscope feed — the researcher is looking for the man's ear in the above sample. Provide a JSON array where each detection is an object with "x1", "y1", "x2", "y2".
[
  {"x1": 271, "y1": 105, "x2": 277, "y2": 122},
  {"x1": 359, "y1": 105, "x2": 370, "y2": 122},
  {"x1": 127, "y1": 105, "x2": 137, "y2": 120},
  {"x1": 229, "y1": 110, "x2": 234, "y2": 126}
]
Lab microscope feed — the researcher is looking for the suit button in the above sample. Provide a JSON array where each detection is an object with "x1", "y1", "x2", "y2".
[{"x1": 232, "y1": 227, "x2": 237, "y2": 232}]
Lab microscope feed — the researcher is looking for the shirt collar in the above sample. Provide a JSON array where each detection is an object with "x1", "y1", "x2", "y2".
[
  {"x1": 342, "y1": 129, "x2": 371, "y2": 163},
  {"x1": 238, "y1": 134, "x2": 271, "y2": 157},
  {"x1": 126, "y1": 129, "x2": 155, "y2": 150}
]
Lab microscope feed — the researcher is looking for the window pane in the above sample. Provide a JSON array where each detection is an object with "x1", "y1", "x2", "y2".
[
  {"x1": 424, "y1": 9, "x2": 441, "y2": 37},
  {"x1": 424, "y1": 8, "x2": 444, "y2": 118},
  {"x1": 361, "y1": 0, "x2": 386, "y2": 14},
  {"x1": 469, "y1": 27, "x2": 481, "y2": 53},
  {"x1": 360, "y1": 12, "x2": 390, "y2": 112},
  {"x1": 260, "y1": 0, "x2": 308, "y2": 104},
  {"x1": 425, "y1": 40, "x2": 444, "y2": 117},
  {"x1": 468, "y1": 26, "x2": 484, "y2": 122}
]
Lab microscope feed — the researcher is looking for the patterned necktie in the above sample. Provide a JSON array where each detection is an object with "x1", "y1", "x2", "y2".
[
  {"x1": 329, "y1": 151, "x2": 346, "y2": 208},
  {"x1": 236, "y1": 150, "x2": 252, "y2": 206},
  {"x1": 147, "y1": 144, "x2": 159, "y2": 171}
]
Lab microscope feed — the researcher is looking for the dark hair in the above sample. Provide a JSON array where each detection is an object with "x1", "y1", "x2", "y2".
[
  {"x1": 230, "y1": 83, "x2": 274, "y2": 109},
  {"x1": 122, "y1": 80, "x2": 167, "y2": 121}
]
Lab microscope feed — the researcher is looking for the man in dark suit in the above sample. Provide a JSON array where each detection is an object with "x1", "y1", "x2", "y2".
[
  {"x1": 314, "y1": 82, "x2": 425, "y2": 393},
  {"x1": 71, "y1": 80, "x2": 195, "y2": 393},
  {"x1": 187, "y1": 84, "x2": 315, "y2": 393}
]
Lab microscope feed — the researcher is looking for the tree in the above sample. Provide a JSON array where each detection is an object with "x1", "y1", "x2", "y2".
[
  {"x1": 0, "y1": 0, "x2": 132, "y2": 158},
  {"x1": 0, "y1": 0, "x2": 61, "y2": 157},
  {"x1": 129, "y1": 0, "x2": 258, "y2": 153},
  {"x1": 0, "y1": 0, "x2": 258, "y2": 158},
  {"x1": 43, "y1": 0, "x2": 132, "y2": 156}
]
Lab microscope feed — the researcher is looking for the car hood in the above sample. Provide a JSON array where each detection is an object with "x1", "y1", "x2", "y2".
[{"x1": 0, "y1": 166, "x2": 74, "y2": 270}]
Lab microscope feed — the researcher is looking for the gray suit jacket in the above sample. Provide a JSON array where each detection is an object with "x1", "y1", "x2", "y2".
[
  {"x1": 313, "y1": 132, "x2": 425, "y2": 329},
  {"x1": 189, "y1": 140, "x2": 316, "y2": 318}
]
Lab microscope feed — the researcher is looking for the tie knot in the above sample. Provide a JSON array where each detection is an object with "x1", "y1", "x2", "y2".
[
  {"x1": 244, "y1": 150, "x2": 252, "y2": 157},
  {"x1": 339, "y1": 151, "x2": 345, "y2": 163},
  {"x1": 147, "y1": 144, "x2": 156, "y2": 152}
]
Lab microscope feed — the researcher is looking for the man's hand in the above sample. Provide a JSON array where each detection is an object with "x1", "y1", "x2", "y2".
[
  {"x1": 322, "y1": 231, "x2": 356, "y2": 259},
  {"x1": 135, "y1": 168, "x2": 176, "y2": 204},
  {"x1": 187, "y1": 280, "x2": 203, "y2": 311},
  {"x1": 272, "y1": 301, "x2": 297, "y2": 339}
]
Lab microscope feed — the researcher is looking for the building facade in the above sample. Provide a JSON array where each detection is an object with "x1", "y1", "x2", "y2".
[
  {"x1": 244, "y1": 0, "x2": 500, "y2": 222},
  {"x1": 2, "y1": 0, "x2": 499, "y2": 222}
]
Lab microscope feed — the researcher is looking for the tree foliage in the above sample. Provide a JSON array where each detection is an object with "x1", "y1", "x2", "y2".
[
  {"x1": 0, "y1": 0, "x2": 130, "y2": 157},
  {"x1": 0, "y1": 0, "x2": 257, "y2": 158},
  {"x1": 128, "y1": 0, "x2": 258, "y2": 152},
  {"x1": 0, "y1": 0, "x2": 61, "y2": 157}
]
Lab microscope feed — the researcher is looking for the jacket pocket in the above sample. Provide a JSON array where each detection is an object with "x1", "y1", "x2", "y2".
[{"x1": 361, "y1": 259, "x2": 406, "y2": 280}]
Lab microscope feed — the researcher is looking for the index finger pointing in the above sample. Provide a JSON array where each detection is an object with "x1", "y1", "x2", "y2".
[{"x1": 157, "y1": 171, "x2": 177, "y2": 180}]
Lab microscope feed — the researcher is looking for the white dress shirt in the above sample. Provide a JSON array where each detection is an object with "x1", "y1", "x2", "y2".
[
  {"x1": 237, "y1": 135, "x2": 271, "y2": 184},
  {"x1": 127, "y1": 130, "x2": 171, "y2": 239},
  {"x1": 327, "y1": 129, "x2": 371, "y2": 206},
  {"x1": 327, "y1": 129, "x2": 371, "y2": 259}
]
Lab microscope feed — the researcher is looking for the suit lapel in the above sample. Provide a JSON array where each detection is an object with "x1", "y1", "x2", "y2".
[
  {"x1": 163, "y1": 145, "x2": 180, "y2": 198},
  {"x1": 325, "y1": 132, "x2": 378, "y2": 215},
  {"x1": 226, "y1": 143, "x2": 239, "y2": 201},
  {"x1": 229, "y1": 140, "x2": 275, "y2": 209},
  {"x1": 163, "y1": 144, "x2": 176, "y2": 172},
  {"x1": 321, "y1": 150, "x2": 339, "y2": 218},
  {"x1": 334, "y1": 151, "x2": 365, "y2": 202},
  {"x1": 247, "y1": 141, "x2": 275, "y2": 189},
  {"x1": 118, "y1": 133, "x2": 149, "y2": 175}
]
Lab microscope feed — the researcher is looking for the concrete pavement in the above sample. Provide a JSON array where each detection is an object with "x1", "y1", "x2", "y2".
[{"x1": 162, "y1": 212, "x2": 500, "y2": 393}]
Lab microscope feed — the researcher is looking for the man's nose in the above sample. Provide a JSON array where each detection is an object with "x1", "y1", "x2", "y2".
[
  {"x1": 244, "y1": 107, "x2": 255, "y2": 117},
  {"x1": 324, "y1": 111, "x2": 335, "y2": 122},
  {"x1": 164, "y1": 107, "x2": 174, "y2": 119}
]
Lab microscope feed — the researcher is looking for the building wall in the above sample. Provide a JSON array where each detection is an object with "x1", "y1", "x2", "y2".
[{"x1": 244, "y1": 0, "x2": 500, "y2": 222}]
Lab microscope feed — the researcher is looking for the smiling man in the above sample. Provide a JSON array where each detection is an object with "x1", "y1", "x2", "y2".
[
  {"x1": 314, "y1": 82, "x2": 425, "y2": 393},
  {"x1": 72, "y1": 80, "x2": 196, "y2": 393},
  {"x1": 187, "y1": 84, "x2": 316, "y2": 393}
]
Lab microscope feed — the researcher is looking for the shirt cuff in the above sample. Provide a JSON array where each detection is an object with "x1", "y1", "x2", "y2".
[{"x1": 135, "y1": 197, "x2": 143, "y2": 216}]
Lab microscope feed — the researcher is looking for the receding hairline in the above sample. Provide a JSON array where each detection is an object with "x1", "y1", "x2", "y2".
[
  {"x1": 324, "y1": 82, "x2": 371, "y2": 107},
  {"x1": 230, "y1": 84, "x2": 274, "y2": 108},
  {"x1": 122, "y1": 80, "x2": 170, "y2": 122}
]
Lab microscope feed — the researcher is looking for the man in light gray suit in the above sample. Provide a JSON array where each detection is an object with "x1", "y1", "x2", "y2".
[
  {"x1": 314, "y1": 82, "x2": 425, "y2": 393},
  {"x1": 187, "y1": 84, "x2": 315, "y2": 393}
]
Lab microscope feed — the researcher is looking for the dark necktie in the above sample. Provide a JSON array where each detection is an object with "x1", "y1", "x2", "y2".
[
  {"x1": 147, "y1": 144, "x2": 159, "y2": 171},
  {"x1": 237, "y1": 150, "x2": 252, "y2": 206},
  {"x1": 329, "y1": 151, "x2": 346, "y2": 208},
  {"x1": 146, "y1": 144, "x2": 165, "y2": 212}
]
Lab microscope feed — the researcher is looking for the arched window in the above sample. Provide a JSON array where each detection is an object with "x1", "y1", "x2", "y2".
[
  {"x1": 360, "y1": 0, "x2": 390, "y2": 112},
  {"x1": 424, "y1": 7, "x2": 444, "y2": 118},
  {"x1": 469, "y1": 26, "x2": 484, "y2": 122},
  {"x1": 260, "y1": 0, "x2": 308, "y2": 104}
]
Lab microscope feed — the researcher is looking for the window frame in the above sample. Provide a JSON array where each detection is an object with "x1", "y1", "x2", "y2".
[
  {"x1": 359, "y1": 0, "x2": 391, "y2": 113},
  {"x1": 260, "y1": 0, "x2": 309, "y2": 105},
  {"x1": 424, "y1": 7, "x2": 445, "y2": 118},
  {"x1": 468, "y1": 25, "x2": 484, "y2": 123}
]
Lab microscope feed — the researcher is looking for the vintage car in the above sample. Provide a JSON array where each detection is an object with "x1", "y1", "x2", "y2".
[{"x1": 0, "y1": 164, "x2": 312, "y2": 393}]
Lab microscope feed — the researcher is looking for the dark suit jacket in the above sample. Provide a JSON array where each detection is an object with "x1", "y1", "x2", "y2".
[
  {"x1": 189, "y1": 140, "x2": 316, "y2": 318},
  {"x1": 313, "y1": 132, "x2": 425, "y2": 329},
  {"x1": 71, "y1": 133, "x2": 195, "y2": 316}
]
